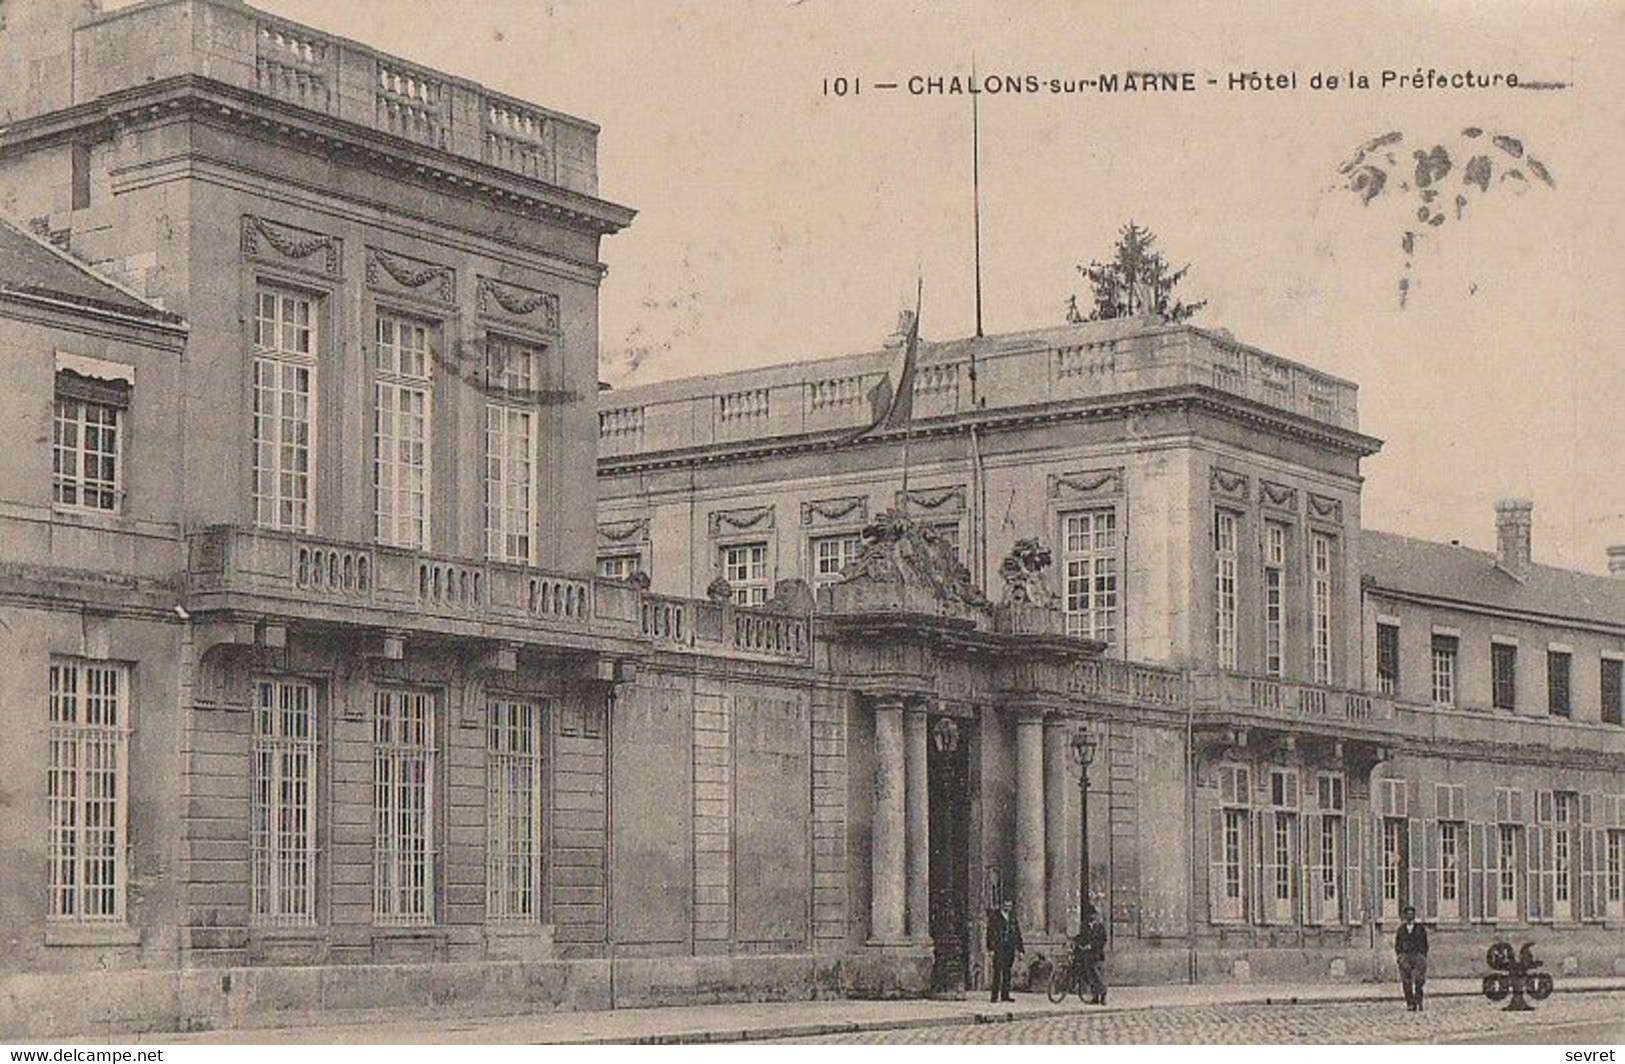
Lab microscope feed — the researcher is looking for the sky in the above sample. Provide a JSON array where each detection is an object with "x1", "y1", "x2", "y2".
[{"x1": 258, "y1": 0, "x2": 1625, "y2": 573}]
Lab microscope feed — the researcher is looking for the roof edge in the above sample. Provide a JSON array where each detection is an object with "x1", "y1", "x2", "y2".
[{"x1": 0, "y1": 214, "x2": 186, "y2": 327}]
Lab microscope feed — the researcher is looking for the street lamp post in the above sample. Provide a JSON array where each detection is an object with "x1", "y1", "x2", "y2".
[{"x1": 1071, "y1": 729, "x2": 1097, "y2": 929}]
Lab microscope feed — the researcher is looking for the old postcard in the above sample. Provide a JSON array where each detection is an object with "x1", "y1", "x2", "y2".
[{"x1": 0, "y1": 0, "x2": 1620, "y2": 1050}]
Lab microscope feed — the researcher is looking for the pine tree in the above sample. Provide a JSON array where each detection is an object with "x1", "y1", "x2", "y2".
[{"x1": 1066, "y1": 222, "x2": 1206, "y2": 324}]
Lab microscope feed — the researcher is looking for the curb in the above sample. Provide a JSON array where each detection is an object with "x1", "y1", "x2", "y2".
[{"x1": 557, "y1": 982, "x2": 1625, "y2": 1045}]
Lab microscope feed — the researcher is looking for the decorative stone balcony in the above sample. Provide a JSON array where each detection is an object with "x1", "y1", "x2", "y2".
[
  {"x1": 68, "y1": 0, "x2": 601, "y2": 197},
  {"x1": 1071, "y1": 658, "x2": 1188, "y2": 710},
  {"x1": 185, "y1": 526, "x2": 812, "y2": 663},
  {"x1": 637, "y1": 593, "x2": 813, "y2": 664},
  {"x1": 1192, "y1": 670, "x2": 1625, "y2": 765},
  {"x1": 1191, "y1": 671, "x2": 1405, "y2": 746}
]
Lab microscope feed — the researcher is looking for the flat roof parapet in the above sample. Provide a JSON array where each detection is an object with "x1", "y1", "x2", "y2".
[
  {"x1": 599, "y1": 320, "x2": 1368, "y2": 461},
  {"x1": 69, "y1": 0, "x2": 600, "y2": 197}
]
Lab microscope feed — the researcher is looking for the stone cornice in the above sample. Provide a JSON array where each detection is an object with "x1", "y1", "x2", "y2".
[
  {"x1": 0, "y1": 289, "x2": 189, "y2": 342},
  {"x1": 599, "y1": 385, "x2": 1384, "y2": 478},
  {"x1": 1363, "y1": 584, "x2": 1625, "y2": 638},
  {"x1": 0, "y1": 75, "x2": 636, "y2": 238}
]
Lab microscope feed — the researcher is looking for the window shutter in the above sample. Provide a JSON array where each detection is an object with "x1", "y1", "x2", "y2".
[
  {"x1": 1484, "y1": 823, "x2": 1500, "y2": 921},
  {"x1": 1594, "y1": 826, "x2": 1609, "y2": 921},
  {"x1": 1579, "y1": 825, "x2": 1597, "y2": 922},
  {"x1": 1209, "y1": 807, "x2": 1230, "y2": 923},
  {"x1": 1469, "y1": 822, "x2": 1486, "y2": 922},
  {"x1": 1305, "y1": 813, "x2": 1323, "y2": 926},
  {"x1": 1579, "y1": 795, "x2": 1598, "y2": 922},
  {"x1": 1251, "y1": 809, "x2": 1267, "y2": 925},
  {"x1": 1406, "y1": 818, "x2": 1424, "y2": 913},
  {"x1": 1540, "y1": 824, "x2": 1557, "y2": 921},
  {"x1": 1260, "y1": 811, "x2": 1281, "y2": 925},
  {"x1": 1537, "y1": 789, "x2": 1554, "y2": 824},
  {"x1": 1527, "y1": 824, "x2": 1545, "y2": 921},
  {"x1": 1422, "y1": 819, "x2": 1440, "y2": 921},
  {"x1": 1345, "y1": 812, "x2": 1365, "y2": 925}
]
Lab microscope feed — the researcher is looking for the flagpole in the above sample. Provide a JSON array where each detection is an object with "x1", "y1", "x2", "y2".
[
  {"x1": 968, "y1": 56, "x2": 987, "y2": 591},
  {"x1": 971, "y1": 55, "x2": 984, "y2": 341},
  {"x1": 901, "y1": 276, "x2": 922, "y2": 512}
]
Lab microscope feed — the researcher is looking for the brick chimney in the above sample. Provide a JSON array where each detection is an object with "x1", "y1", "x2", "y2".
[
  {"x1": 1495, "y1": 498, "x2": 1533, "y2": 577},
  {"x1": 1607, "y1": 545, "x2": 1625, "y2": 578}
]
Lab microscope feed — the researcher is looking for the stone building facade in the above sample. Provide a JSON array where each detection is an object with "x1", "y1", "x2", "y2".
[
  {"x1": 598, "y1": 319, "x2": 1625, "y2": 986},
  {"x1": 0, "y1": 0, "x2": 1098, "y2": 1037}
]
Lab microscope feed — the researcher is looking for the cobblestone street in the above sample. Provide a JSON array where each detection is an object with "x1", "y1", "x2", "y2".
[{"x1": 769, "y1": 991, "x2": 1625, "y2": 1045}]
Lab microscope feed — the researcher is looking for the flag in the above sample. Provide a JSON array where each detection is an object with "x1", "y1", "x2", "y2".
[{"x1": 843, "y1": 289, "x2": 922, "y2": 444}]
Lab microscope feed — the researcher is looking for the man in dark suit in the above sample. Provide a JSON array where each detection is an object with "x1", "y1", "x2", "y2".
[
  {"x1": 985, "y1": 899, "x2": 1024, "y2": 1002},
  {"x1": 1394, "y1": 904, "x2": 1430, "y2": 1011}
]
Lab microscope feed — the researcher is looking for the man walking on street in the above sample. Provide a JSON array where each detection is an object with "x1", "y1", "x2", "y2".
[
  {"x1": 1394, "y1": 904, "x2": 1430, "y2": 1011},
  {"x1": 986, "y1": 899, "x2": 1024, "y2": 1003}
]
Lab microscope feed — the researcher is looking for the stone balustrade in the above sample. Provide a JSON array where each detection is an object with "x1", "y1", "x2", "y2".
[
  {"x1": 187, "y1": 526, "x2": 812, "y2": 663},
  {"x1": 598, "y1": 323, "x2": 1361, "y2": 460},
  {"x1": 70, "y1": 0, "x2": 600, "y2": 196}
]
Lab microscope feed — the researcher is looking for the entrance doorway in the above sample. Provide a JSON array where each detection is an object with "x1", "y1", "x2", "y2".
[{"x1": 927, "y1": 714, "x2": 971, "y2": 993}]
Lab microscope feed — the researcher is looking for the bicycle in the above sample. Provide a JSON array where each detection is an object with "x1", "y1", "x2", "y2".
[
  {"x1": 1047, "y1": 949, "x2": 1107, "y2": 1004},
  {"x1": 1046, "y1": 956, "x2": 1089, "y2": 1003}
]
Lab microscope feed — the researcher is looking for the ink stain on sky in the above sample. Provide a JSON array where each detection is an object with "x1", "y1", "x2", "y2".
[{"x1": 1330, "y1": 128, "x2": 1556, "y2": 307}]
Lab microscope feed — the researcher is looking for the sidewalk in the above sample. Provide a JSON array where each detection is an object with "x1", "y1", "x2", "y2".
[{"x1": 85, "y1": 977, "x2": 1625, "y2": 1045}]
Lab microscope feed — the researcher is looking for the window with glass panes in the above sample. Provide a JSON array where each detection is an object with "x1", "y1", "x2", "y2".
[
  {"x1": 48, "y1": 659, "x2": 128, "y2": 923},
  {"x1": 487, "y1": 700, "x2": 543, "y2": 923},
  {"x1": 485, "y1": 338, "x2": 541, "y2": 564},
  {"x1": 1317, "y1": 774, "x2": 1345, "y2": 912},
  {"x1": 1498, "y1": 823, "x2": 1519, "y2": 909},
  {"x1": 1439, "y1": 820, "x2": 1463, "y2": 913},
  {"x1": 1265, "y1": 523, "x2": 1288, "y2": 677},
  {"x1": 1492, "y1": 642, "x2": 1518, "y2": 710},
  {"x1": 1268, "y1": 770, "x2": 1298, "y2": 914},
  {"x1": 253, "y1": 287, "x2": 316, "y2": 531},
  {"x1": 374, "y1": 314, "x2": 433, "y2": 549},
  {"x1": 1063, "y1": 510, "x2": 1118, "y2": 644},
  {"x1": 1603, "y1": 658, "x2": 1623, "y2": 726},
  {"x1": 1213, "y1": 763, "x2": 1250, "y2": 924},
  {"x1": 1432, "y1": 634, "x2": 1458, "y2": 707},
  {"x1": 1376, "y1": 622, "x2": 1400, "y2": 695},
  {"x1": 1547, "y1": 650, "x2": 1571, "y2": 717},
  {"x1": 251, "y1": 678, "x2": 318, "y2": 927},
  {"x1": 1552, "y1": 792, "x2": 1575, "y2": 914},
  {"x1": 810, "y1": 533, "x2": 863, "y2": 587},
  {"x1": 722, "y1": 542, "x2": 769, "y2": 606},
  {"x1": 1606, "y1": 830, "x2": 1624, "y2": 917},
  {"x1": 1223, "y1": 808, "x2": 1245, "y2": 904},
  {"x1": 1214, "y1": 511, "x2": 1239, "y2": 669},
  {"x1": 597, "y1": 554, "x2": 642, "y2": 581},
  {"x1": 1310, "y1": 533, "x2": 1334, "y2": 684},
  {"x1": 374, "y1": 689, "x2": 436, "y2": 926},
  {"x1": 1382, "y1": 818, "x2": 1405, "y2": 916},
  {"x1": 53, "y1": 387, "x2": 122, "y2": 513}
]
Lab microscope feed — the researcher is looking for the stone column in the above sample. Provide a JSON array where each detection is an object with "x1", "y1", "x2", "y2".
[
  {"x1": 904, "y1": 704, "x2": 931, "y2": 940},
  {"x1": 1044, "y1": 716, "x2": 1072, "y2": 935},
  {"x1": 870, "y1": 696, "x2": 907, "y2": 941},
  {"x1": 1015, "y1": 709, "x2": 1047, "y2": 934}
]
